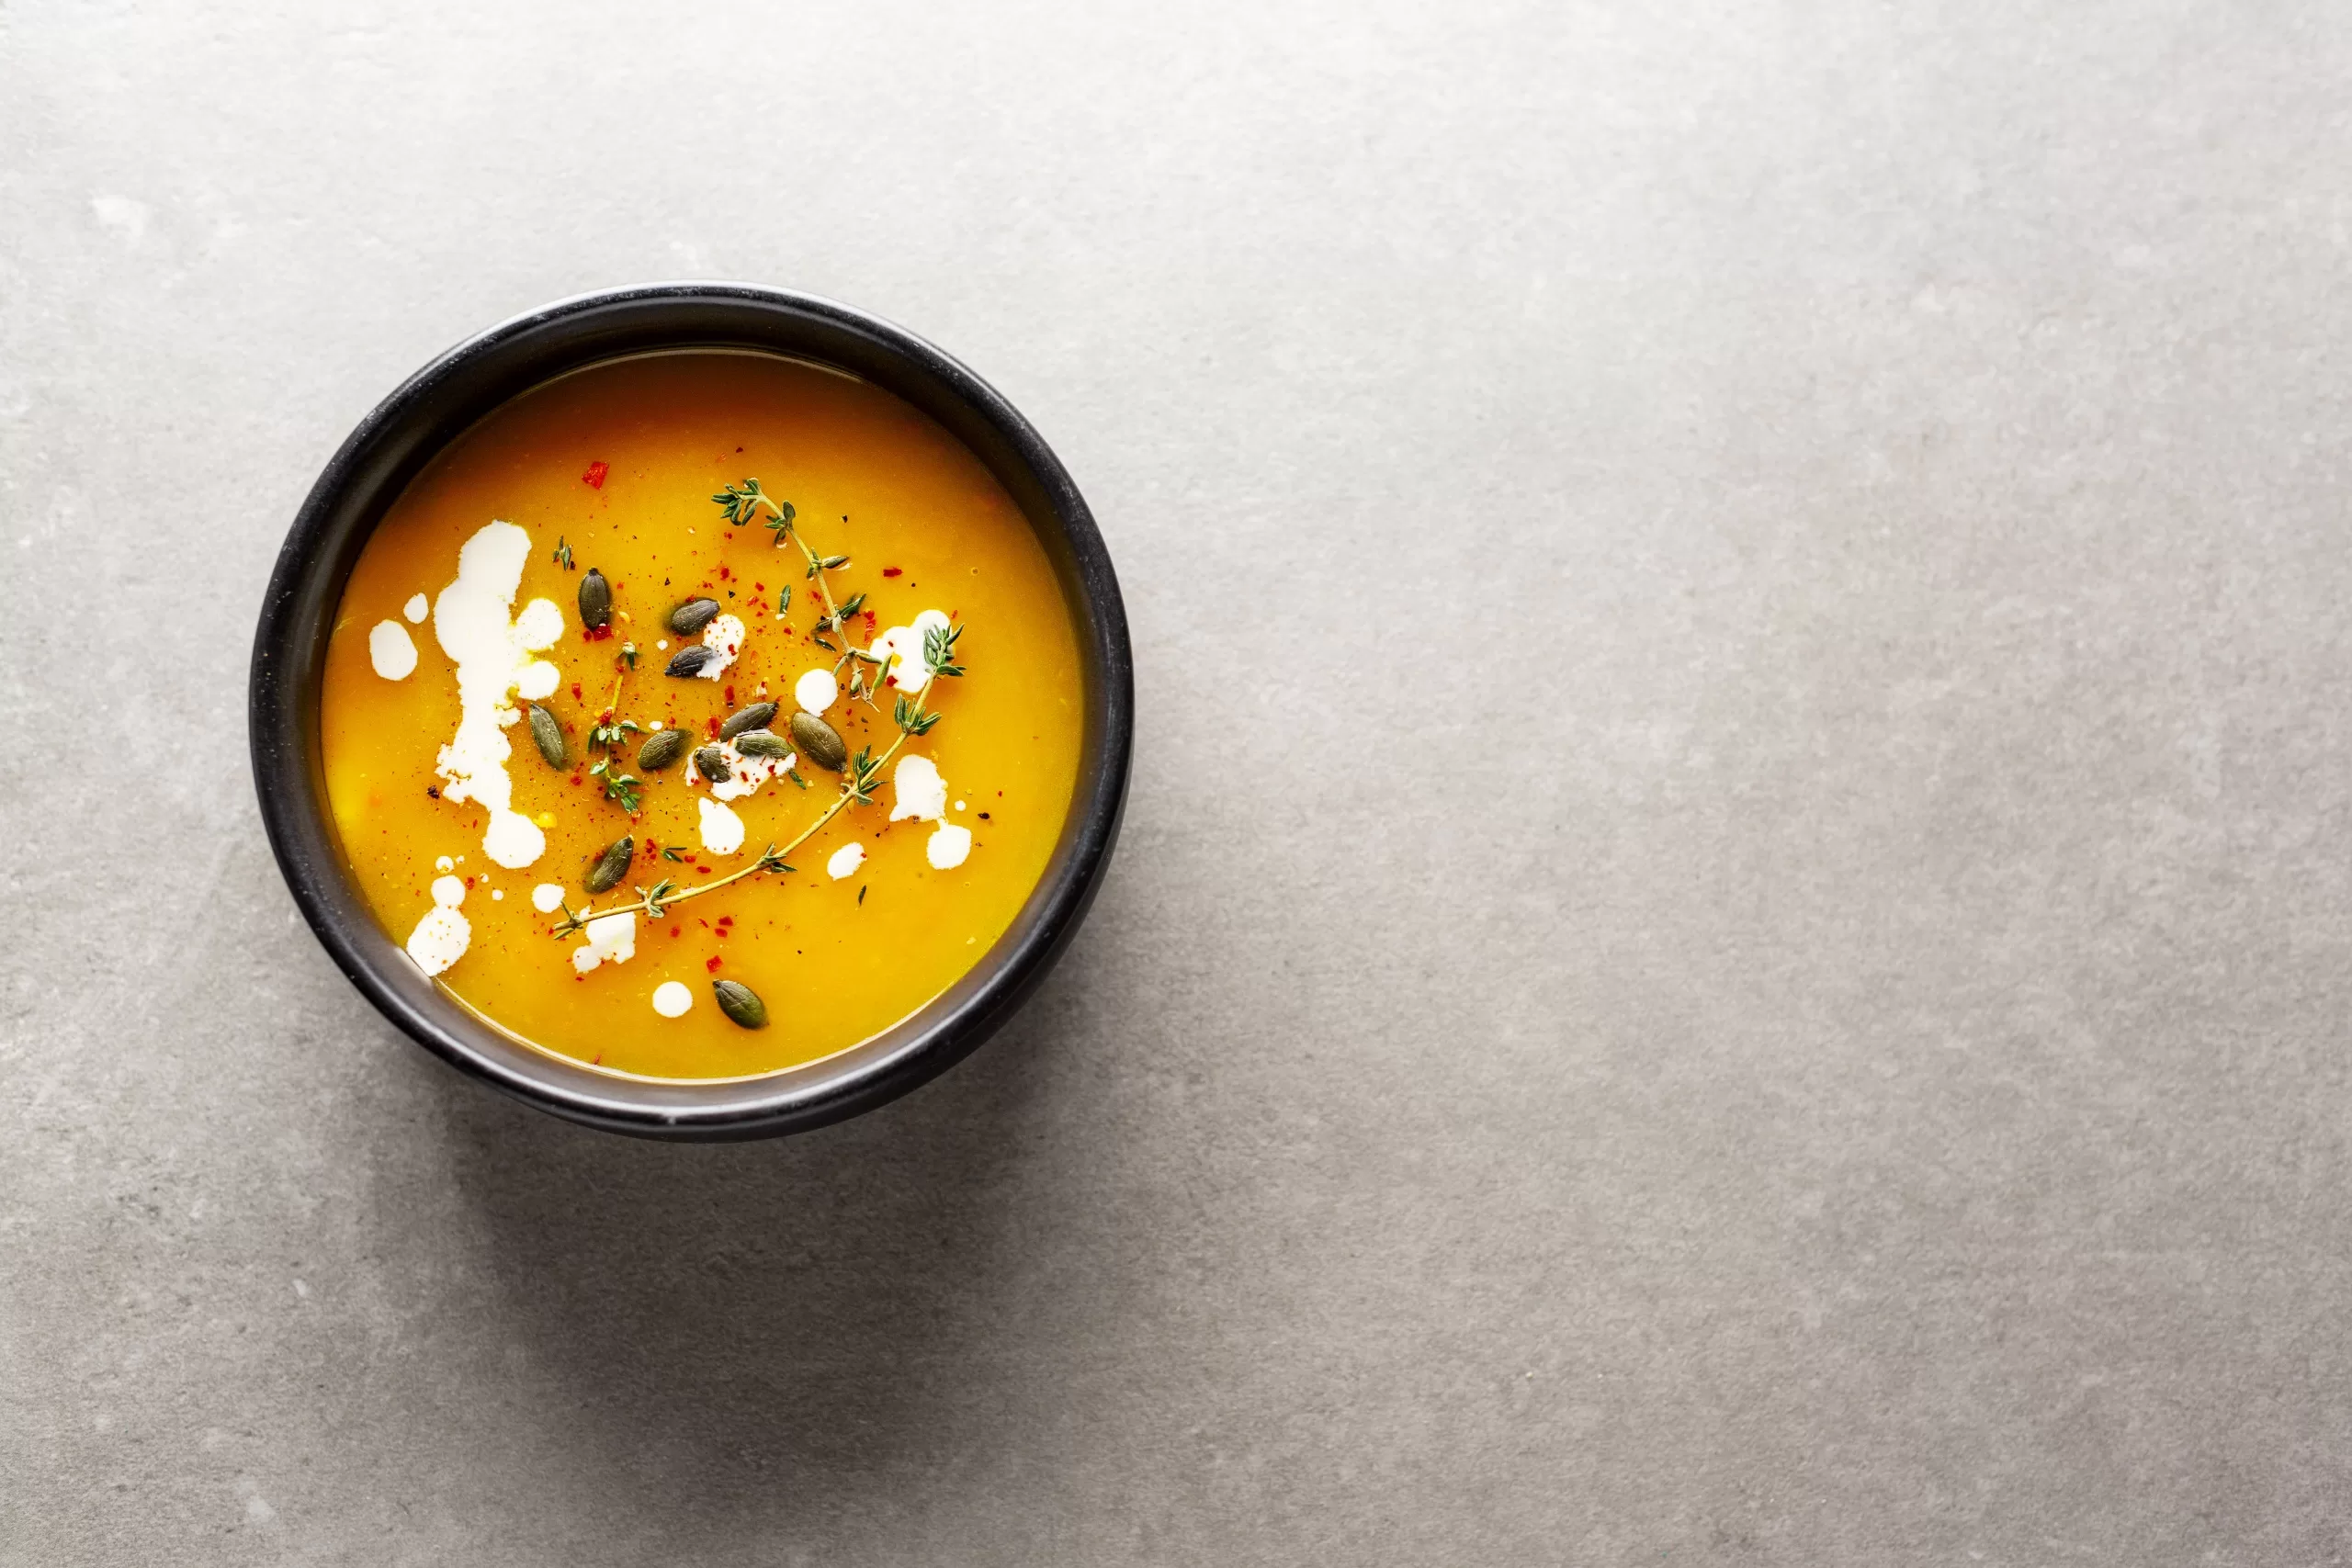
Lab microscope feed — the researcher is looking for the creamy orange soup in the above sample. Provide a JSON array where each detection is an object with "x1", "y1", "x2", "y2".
[{"x1": 320, "y1": 351, "x2": 1083, "y2": 1078}]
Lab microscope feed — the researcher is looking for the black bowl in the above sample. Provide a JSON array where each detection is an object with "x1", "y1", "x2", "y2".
[{"x1": 250, "y1": 284, "x2": 1132, "y2": 1140}]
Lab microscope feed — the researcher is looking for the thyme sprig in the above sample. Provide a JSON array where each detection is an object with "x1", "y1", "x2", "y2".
[
  {"x1": 712, "y1": 479, "x2": 891, "y2": 705},
  {"x1": 583, "y1": 664, "x2": 646, "y2": 813},
  {"x1": 922, "y1": 618, "x2": 964, "y2": 680},
  {"x1": 548, "y1": 622, "x2": 966, "y2": 937},
  {"x1": 551, "y1": 846, "x2": 795, "y2": 936},
  {"x1": 714, "y1": 478, "x2": 850, "y2": 624}
]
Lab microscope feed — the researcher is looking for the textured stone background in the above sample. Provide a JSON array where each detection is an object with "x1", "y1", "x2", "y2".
[{"x1": 8, "y1": 2, "x2": 2352, "y2": 1562}]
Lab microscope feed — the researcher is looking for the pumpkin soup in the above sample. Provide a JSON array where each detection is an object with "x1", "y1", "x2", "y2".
[{"x1": 319, "y1": 350, "x2": 1085, "y2": 1078}]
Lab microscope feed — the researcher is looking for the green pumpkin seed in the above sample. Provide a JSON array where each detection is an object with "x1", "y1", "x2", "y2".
[
  {"x1": 733, "y1": 728, "x2": 794, "y2": 761},
  {"x1": 577, "y1": 568, "x2": 612, "y2": 630},
  {"x1": 719, "y1": 701, "x2": 777, "y2": 740},
  {"x1": 788, "y1": 710, "x2": 849, "y2": 772},
  {"x1": 664, "y1": 644, "x2": 718, "y2": 678},
  {"x1": 636, "y1": 728, "x2": 689, "y2": 772},
  {"x1": 669, "y1": 598, "x2": 720, "y2": 636},
  {"x1": 693, "y1": 745, "x2": 732, "y2": 784},
  {"x1": 585, "y1": 835, "x2": 634, "y2": 894},
  {"x1": 526, "y1": 704, "x2": 566, "y2": 769},
  {"x1": 712, "y1": 978, "x2": 769, "y2": 1029}
]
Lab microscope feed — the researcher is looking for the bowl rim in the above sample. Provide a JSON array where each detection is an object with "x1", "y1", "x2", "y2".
[{"x1": 249, "y1": 282, "x2": 1132, "y2": 1140}]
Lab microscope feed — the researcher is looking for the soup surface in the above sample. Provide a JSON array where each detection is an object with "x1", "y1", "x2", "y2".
[{"x1": 320, "y1": 351, "x2": 1084, "y2": 1078}]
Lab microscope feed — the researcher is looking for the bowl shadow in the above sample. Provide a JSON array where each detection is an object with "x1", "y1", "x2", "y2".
[{"x1": 423, "y1": 965, "x2": 1091, "y2": 1527}]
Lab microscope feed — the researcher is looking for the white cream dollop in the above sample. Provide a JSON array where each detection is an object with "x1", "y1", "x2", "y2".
[
  {"x1": 695, "y1": 614, "x2": 746, "y2": 680},
  {"x1": 530, "y1": 883, "x2": 565, "y2": 913},
  {"x1": 483, "y1": 814, "x2": 546, "y2": 870},
  {"x1": 403, "y1": 592, "x2": 429, "y2": 624},
  {"x1": 369, "y1": 620, "x2": 418, "y2": 680},
  {"x1": 827, "y1": 841, "x2": 865, "y2": 880},
  {"x1": 431, "y1": 521, "x2": 565, "y2": 870},
  {"x1": 927, "y1": 824, "x2": 972, "y2": 869},
  {"x1": 513, "y1": 598, "x2": 565, "y2": 649},
  {"x1": 651, "y1": 981, "x2": 694, "y2": 1018},
  {"x1": 890, "y1": 754, "x2": 973, "y2": 870},
  {"x1": 571, "y1": 911, "x2": 637, "y2": 974},
  {"x1": 889, "y1": 755, "x2": 949, "y2": 825},
  {"x1": 405, "y1": 872, "x2": 469, "y2": 975},
  {"x1": 698, "y1": 796, "x2": 746, "y2": 855},
  {"x1": 794, "y1": 667, "x2": 838, "y2": 715}
]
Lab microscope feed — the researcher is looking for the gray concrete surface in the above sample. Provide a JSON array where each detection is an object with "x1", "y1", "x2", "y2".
[{"x1": 8, "y1": 1, "x2": 2352, "y2": 1561}]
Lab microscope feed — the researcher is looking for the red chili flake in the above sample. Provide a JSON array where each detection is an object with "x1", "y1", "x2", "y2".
[
  {"x1": 753, "y1": 581, "x2": 765, "y2": 592},
  {"x1": 723, "y1": 684, "x2": 736, "y2": 705},
  {"x1": 882, "y1": 567, "x2": 902, "y2": 578},
  {"x1": 705, "y1": 716, "x2": 721, "y2": 738},
  {"x1": 705, "y1": 955, "x2": 723, "y2": 972},
  {"x1": 584, "y1": 624, "x2": 614, "y2": 642},
  {"x1": 582, "y1": 461, "x2": 608, "y2": 490},
  {"x1": 696, "y1": 865, "x2": 711, "y2": 875},
  {"x1": 670, "y1": 925, "x2": 681, "y2": 938},
  {"x1": 464, "y1": 875, "x2": 475, "y2": 887},
  {"x1": 717, "y1": 564, "x2": 731, "y2": 581},
  {"x1": 863, "y1": 611, "x2": 876, "y2": 630},
  {"x1": 717, "y1": 915, "x2": 733, "y2": 927},
  {"x1": 569, "y1": 773, "x2": 582, "y2": 786},
  {"x1": 570, "y1": 682, "x2": 583, "y2": 701}
]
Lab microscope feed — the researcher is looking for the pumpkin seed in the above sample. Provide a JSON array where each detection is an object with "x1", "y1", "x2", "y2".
[
  {"x1": 664, "y1": 644, "x2": 718, "y2": 678},
  {"x1": 636, "y1": 728, "x2": 689, "y2": 772},
  {"x1": 734, "y1": 728, "x2": 794, "y2": 761},
  {"x1": 526, "y1": 704, "x2": 566, "y2": 769},
  {"x1": 693, "y1": 745, "x2": 732, "y2": 784},
  {"x1": 577, "y1": 568, "x2": 612, "y2": 630},
  {"x1": 585, "y1": 835, "x2": 634, "y2": 894},
  {"x1": 719, "y1": 701, "x2": 777, "y2": 740},
  {"x1": 669, "y1": 598, "x2": 720, "y2": 636},
  {"x1": 712, "y1": 978, "x2": 769, "y2": 1029},
  {"x1": 788, "y1": 710, "x2": 849, "y2": 772}
]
